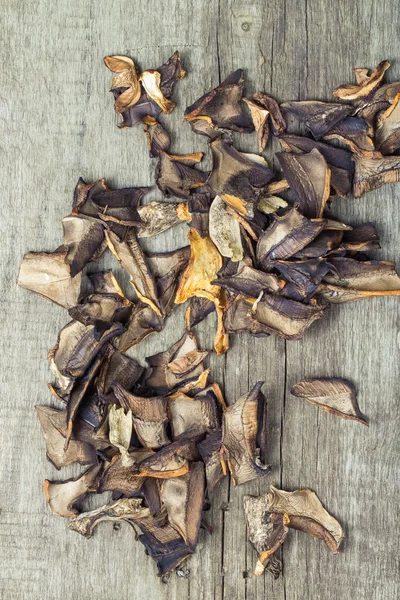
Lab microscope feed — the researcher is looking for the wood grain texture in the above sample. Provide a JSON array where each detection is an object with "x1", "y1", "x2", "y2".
[{"x1": 1, "y1": 0, "x2": 399, "y2": 599}]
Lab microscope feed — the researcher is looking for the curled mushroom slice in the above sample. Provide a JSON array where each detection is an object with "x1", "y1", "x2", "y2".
[
  {"x1": 264, "y1": 485, "x2": 344, "y2": 553},
  {"x1": 252, "y1": 293, "x2": 326, "y2": 340},
  {"x1": 252, "y1": 92, "x2": 286, "y2": 135},
  {"x1": 243, "y1": 98, "x2": 270, "y2": 151},
  {"x1": 72, "y1": 177, "x2": 108, "y2": 215},
  {"x1": 145, "y1": 330, "x2": 206, "y2": 392},
  {"x1": 175, "y1": 229, "x2": 229, "y2": 355},
  {"x1": 105, "y1": 229, "x2": 162, "y2": 316},
  {"x1": 214, "y1": 263, "x2": 284, "y2": 298},
  {"x1": 208, "y1": 139, "x2": 274, "y2": 217},
  {"x1": 17, "y1": 248, "x2": 82, "y2": 309},
  {"x1": 198, "y1": 428, "x2": 225, "y2": 491},
  {"x1": 91, "y1": 186, "x2": 149, "y2": 239},
  {"x1": 281, "y1": 101, "x2": 352, "y2": 139},
  {"x1": 222, "y1": 382, "x2": 270, "y2": 486},
  {"x1": 375, "y1": 93, "x2": 400, "y2": 155},
  {"x1": 143, "y1": 116, "x2": 171, "y2": 157},
  {"x1": 137, "y1": 438, "x2": 196, "y2": 478},
  {"x1": 243, "y1": 495, "x2": 289, "y2": 577},
  {"x1": 293, "y1": 229, "x2": 343, "y2": 259},
  {"x1": 118, "y1": 303, "x2": 164, "y2": 352},
  {"x1": 87, "y1": 270, "x2": 125, "y2": 296},
  {"x1": 223, "y1": 298, "x2": 271, "y2": 337},
  {"x1": 137, "y1": 531, "x2": 192, "y2": 576},
  {"x1": 98, "y1": 450, "x2": 153, "y2": 495},
  {"x1": 340, "y1": 224, "x2": 380, "y2": 252},
  {"x1": 184, "y1": 70, "x2": 253, "y2": 134},
  {"x1": 332, "y1": 60, "x2": 390, "y2": 101},
  {"x1": 209, "y1": 195, "x2": 243, "y2": 262},
  {"x1": 104, "y1": 55, "x2": 141, "y2": 113},
  {"x1": 256, "y1": 206, "x2": 325, "y2": 268},
  {"x1": 278, "y1": 149, "x2": 331, "y2": 218},
  {"x1": 116, "y1": 93, "x2": 161, "y2": 128},
  {"x1": 137, "y1": 201, "x2": 190, "y2": 238},
  {"x1": 140, "y1": 70, "x2": 175, "y2": 114},
  {"x1": 185, "y1": 296, "x2": 216, "y2": 328},
  {"x1": 44, "y1": 463, "x2": 102, "y2": 518},
  {"x1": 323, "y1": 116, "x2": 376, "y2": 155},
  {"x1": 161, "y1": 462, "x2": 205, "y2": 547},
  {"x1": 323, "y1": 257, "x2": 400, "y2": 291},
  {"x1": 101, "y1": 350, "x2": 143, "y2": 394},
  {"x1": 168, "y1": 391, "x2": 219, "y2": 439},
  {"x1": 147, "y1": 246, "x2": 191, "y2": 314},
  {"x1": 113, "y1": 384, "x2": 170, "y2": 449},
  {"x1": 35, "y1": 405, "x2": 97, "y2": 469},
  {"x1": 68, "y1": 292, "x2": 132, "y2": 339},
  {"x1": 275, "y1": 259, "x2": 335, "y2": 301},
  {"x1": 69, "y1": 498, "x2": 150, "y2": 538},
  {"x1": 291, "y1": 377, "x2": 367, "y2": 425},
  {"x1": 156, "y1": 152, "x2": 208, "y2": 198},
  {"x1": 62, "y1": 215, "x2": 106, "y2": 276}
]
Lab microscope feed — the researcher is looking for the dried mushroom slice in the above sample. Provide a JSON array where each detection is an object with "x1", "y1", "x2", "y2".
[
  {"x1": 208, "y1": 139, "x2": 274, "y2": 218},
  {"x1": 252, "y1": 293, "x2": 325, "y2": 340},
  {"x1": 187, "y1": 192, "x2": 212, "y2": 236},
  {"x1": 140, "y1": 70, "x2": 175, "y2": 113},
  {"x1": 291, "y1": 378, "x2": 367, "y2": 425},
  {"x1": 275, "y1": 259, "x2": 335, "y2": 302},
  {"x1": 243, "y1": 495, "x2": 289, "y2": 577},
  {"x1": 69, "y1": 498, "x2": 150, "y2": 538},
  {"x1": 332, "y1": 60, "x2": 390, "y2": 101},
  {"x1": 145, "y1": 331, "x2": 206, "y2": 392},
  {"x1": 137, "y1": 201, "x2": 190, "y2": 238},
  {"x1": 87, "y1": 270, "x2": 124, "y2": 296},
  {"x1": 168, "y1": 392, "x2": 219, "y2": 439},
  {"x1": 223, "y1": 297, "x2": 271, "y2": 337},
  {"x1": 317, "y1": 283, "x2": 400, "y2": 303},
  {"x1": 281, "y1": 101, "x2": 352, "y2": 139},
  {"x1": 117, "y1": 93, "x2": 161, "y2": 128},
  {"x1": 185, "y1": 296, "x2": 216, "y2": 329},
  {"x1": 137, "y1": 531, "x2": 192, "y2": 576},
  {"x1": 62, "y1": 215, "x2": 106, "y2": 276},
  {"x1": 278, "y1": 149, "x2": 331, "y2": 218},
  {"x1": 323, "y1": 257, "x2": 400, "y2": 291},
  {"x1": 44, "y1": 463, "x2": 101, "y2": 517},
  {"x1": 137, "y1": 439, "x2": 195, "y2": 478},
  {"x1": 98, "y1": 451, "x2": 153, "y2": 495},
  {"x1": 375, "y1": 93, "x2": 400, "y2": 155},
  {"x1": 256, "y1": 206, "x2": 325, "y2": 268},
  {"x1": 72, "y1": 177, "x2": 108, "y2": 215},
  {"x1": 257, "y1": 195, "x2": 288, "y2": 215},
  {"x1": 323, "y1": 116, "x2": 376, "y2": 155},
  {"x1": 253, "y1": 92, "x2": 286, "y2": 135},
  {"x1": 118, "y1": 303, "x2": 164, "y2": 352},
  {"x1": 108, "y1": 403, "x2": 134, "y2": 465},
  {"x1": 102, "y1": 351, "x2": 143, "y2": 394},
  {"x1": 214, "y1": 263, "x2": 283, "y2": 298},
  {"x1": 340, "y1": 224, "x2": 380, "y2": 252},
  {"x1": 106, "y1": 229, "x2": 162, "y2": 316},
  {"x1": 156, "y1": 151, "x2": 208, "y2": 198},
  {"x1": 147, "y1": 246, "x2": 191, "y2": 314},
  {"x1": 17, "y1": 248, "x2": 82, "y2": 309},
  {"x1": 104, "y1": 55, "x2": 141, "y2": 113},
  {"x1": 143, "y1": 116, "x2": 171, "y2": 157},
  {"x1": 222, "y1": 382, "x2": 270, "y2": 486},
  {"x1": 114, "y1": 384, "x2": 170, "y2": 449},
  {"x1": 68, "y1": 292, "x2": 132, "y2": 339},
  {"x1": 35, "y1": 405, "x2": 97, "y2": 470},
  {"x1": 243, "y1": 98, "x2": 270, "y2": 151},
  {"x1": 156, "y1": 51, "x2": 185, "y2": 97},
  {"x1": 198, "y1": 429, "x2": 225, "y2": 491},
  {"x1": 184, "y1": 70, "x2": 253, "y2": 134},
  {"x1": 293, "y1": 229, "x2": 343, "y2": 259},
  {"x1": 209, "y1": 195, "x2": 243, "y2": 262},
  {"x1": 175, "y1": 228, "x2": 229, "y2": 355},
  {"x1": 265, "y1": 485, "x2": 344, "y2": 553}
]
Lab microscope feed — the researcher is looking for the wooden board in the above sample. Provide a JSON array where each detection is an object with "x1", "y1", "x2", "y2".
[{"x1": 1, "y1": 0, "x2": 399, "y2": 598}]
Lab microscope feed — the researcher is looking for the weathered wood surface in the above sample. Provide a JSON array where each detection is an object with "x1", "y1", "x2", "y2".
[{"x1": 1, "y1": 0, "x2": 399, "y2": 598}]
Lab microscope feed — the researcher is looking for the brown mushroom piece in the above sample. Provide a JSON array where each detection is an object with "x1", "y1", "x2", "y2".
[
  {"x1": 104, "y1": 55, "x2": 141, "y2": 114},
  {"x1": 256, "y1": 206, "x2": 325, "y2": 269},
  {"x1": 222, "y1": 382, "x2": 270, "y2": 486},
  {"x1": 17, "y1": 247, "x2": 82, "y2": 309},
  {"x1": 44, "y1": 463, "x2": 102, "y2": 518},
  {"x1": 136, "y1": 438, "x2": 197, "y2": 479},
  {"x1": 185, "y1": 296, "x2": 216, "y2": 329},
  {"x1": 214, "y1": 263, "x2": 284, "y2": 298},
  {"x1": 156, "y1": 151, "x2": 209, "y2": 198},
  {"x1": 116, "y1": 92, "x2": 162, "y2": 128},
  {"x1": 253, "y1": 92, "x2": 286, "y2": 135},
  {"x1": 291, "y1": 377, "x2": 367, "y2": 425},
  {"x1": 68, "y1": 292, "x2": 132, "y2": 339},
  {"x1": 184, "y1": 69, "x2": 253, "y2": 134},
  {"x1": 100, "y1": 350, "x2": 144, "y2": 394},
  {"x1": 375, "y1": 93, "x2": 400, "y2": 155},
  {"x1": 160, "y1": 462, "x2": 205, "y2": 546},
  {"x1": 278, "y1": 134, "x2": 354, "y2": 198},
  {"x1": 323, "y1": 116, "x2": 376, "y2": 155},
  {"x1": 251, "y1": 292, "x2": 326, "y2": 339},
  {"x1": 263, "y1": 486, "x2": 344, "y2": 553},
  {"x1": 168, "y1": 391, "x2": 219, "y2": 439},
  {"x1": 340, "y1": 224, "x2": 380, "y2": 252},
  {"x1": 209, "y1": 195, "x2": 244, "y2": 262},
  {"x1": 145, "y1": 330, "x2": 207, "y2": 392},
  {"x1": 91, "y1": 186, "x2": 149, "y2": 240},
  {"x1": 35, "y1": 405, "x2": 97, "y2": 470},
  {"x1": 87, "y1": 269, "x2": 125, "y2": 296},
  {"x1": 62, "y1": 215, "x2": 106, "y2": 276},
  {"x1": 143, "y1": 116, "x2": 171, "y2": 156},
  {"x1": 243, "y1": 97, "x2": 270, "y2": 151},
  {"x1": 198, "y1": 428, "x2": 225, "y2": 491},
  {"x1": 323, "y1": 257, "x2": 400, "y2": 291},
  {"x1": 113, "y1": 384, "x2": 170, "y2": 449},
  {"x1": 72, "y1": 177, "x2": 108, "y2": 216},
  {"x1": 117, "y1": 303, "x2": 165, "y2": 353},
  {"x1": 69, "y1": 498, "x2": 150, "y2": 538},
  {"x1": 140, "y1": 70, "x2": 176, "y2": 114},
  {"x1": 257, "y1": 195, "x2": 288, "y2": 215},
  {"x1": 223, "y1": 297, "x2": 271, "y2": 337},
  {"x1": 277, "y1": 149, "x2": 331, "y2": 218},
  {"x1": 137, "y1": 530, "x2": 192, "y2": 577},
  {"x1": 105, "y1": 229, "x2": 163, "y2": 316},
  {"x1": 137, "y1": 201, "x2": 191, "y2": 238},
  {"x1": 332, "y1": 60, "x2": 390, "y2": 101},
  {"x1": 275, "y1": 259, "x2": 335, "y2": 302},
  {"x1": 280, "y1": 100, "x2": 352, "y2": 139},
  {"x1": 97, "y1": 450, "x2": 153, "y2": 496},
  {"x1": 208, "y1": 139, "x2": 274, "y2": 218},
  {"x1": 243, "y1": 495, "x2": 289, "y2": 577},
  {"x1": 293, "y1": 229, "x2": 344, "y2": 259}
]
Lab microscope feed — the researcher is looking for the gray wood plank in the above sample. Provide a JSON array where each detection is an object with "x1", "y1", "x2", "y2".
[{"x1": 1, "y1": 0, "x2": 400, "y2": 599}]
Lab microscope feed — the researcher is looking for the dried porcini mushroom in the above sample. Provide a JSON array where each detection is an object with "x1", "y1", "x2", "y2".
[
  {"x1": 209, "y1": 195, "x2": 243, "y2": 262},
  {"x1": 353, "y1": 153, "x2": 400, "y2": 197},
  {"x1": 281, "y1": 100, "x2": 352, "y2": 139},
  {"x1": 253, "y1": 92, "x2": 286, "y2": 135},
  {"x1": 69, "y1": 498, "x2": 150, "y2": 538},
  {"x1": 44, "y1": 463, "x2": 102, "y2": 517},
  {"x1": 291, "y1": 377, "x2": 367, "y2": 425},
  {"x1": 156, "y1": 151, "x2": 208, "y2": 198},
  {"x1": 104, "y1": 55, "x2": 142, "y2": 113},
  {"x1": 243, "y1": 97, "x2": 270, "y2": 151},
  {"x1": 332, "y1": 60, "x2": 390, "y2": 101},
  {"x1": 137, "y1": 201, "x2": 190, "y2": 238},
  {"x1": 143, "y1": 116, "x2": 171, "y2": 157},
  {"x1": 375, "y1": 93, "x2": 400, "y2": 155}
]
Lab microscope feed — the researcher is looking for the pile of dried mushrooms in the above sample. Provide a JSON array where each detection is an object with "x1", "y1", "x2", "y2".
[{"x1": 17, "y1": 54, "x2": 400, "y2": 579}]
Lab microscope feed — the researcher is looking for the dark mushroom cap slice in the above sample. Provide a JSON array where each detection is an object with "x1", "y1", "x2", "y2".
[
  {"x1": 146, "y1": 246, "x2": 191, "y2": 314},
  {"x1": 280, "y1": 100, "x2": 352, "y2": 139},
  {"x1": 118, "y1": 303, "x2": 165, "y2": 353},
  {"x1": 223, "y1": 297, "x2": 271, "y2": 337},
  {"x1": 156, "y1": 151, "x2": 209, "y2": 198},
  {"x1": 168, "y1": 391, "x2": 219, "y2": 439},
  {"x1": 44, "y1": 463, "x2": 102, "y2": 517},
  {"x1": 323, "y1": 257, "x2": 400, "y2": 291},
  {"x1": 62, "y1": 215, "x2": 106, "y2": 276},
  {"x1": 68, "y1": 292, "x2": 132, "y2": 339},
  {"x1": 253, "y1": 92, "x2": 286, "y2": 135},
  {"x1": 198, "y1": 428, "x2": 225, "y2": 491},
  {"x1": 291, "y1": 377, "x2": 367, "y2": 425},
  {"x1": 143, "y1": 116, "x2": 171, "y2": 157},
  {"x1": 243, "y1": 97, "x2": 270, "y2": 151},
  {"x1": 323, "y1": 116, "x2": 377, "y2": 156},
  {"x1": 275, "y1": 258, "x2": 335, "y2": 302},
  {"x1": 214, "y1": 263, "x2": 284, "y2": 298},
  {"x1": 340, "y1": 224, "x2": 380, "y2": 252},
  {"x1": 137, "y1": 201, "x2": 190, "y2": 238},
  {"x1": 293, "y1": 229, "x2": 344, "y2": 259}
]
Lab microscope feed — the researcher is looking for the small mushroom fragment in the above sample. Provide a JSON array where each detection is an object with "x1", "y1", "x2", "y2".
[
  {"x1": 323, "y1": 257, "x2": 400, "y2": 292},
  {"x1": 44, "y1": 463, "x2": 102, "y2": 517},
  {"x1": 108, "y1": 403, "x2": 134, "y2": 465},
  {"x1": 275, "y1": 259, "x2": 335, "y2": 301},
  {"x1": 101, "y1": 350, "x2": 143, "y2": 394},
  {"x1": 256, "y1": 206, "x2": 325, "y2": 268},
  {"x1": 198, "y1": 428, "x2": 225, "y2": 491},
  {"x1": 168, "y1": 391, "x2": 219, "y2": 439},
  {"x1": 156, "y1": 51, "x2": 186, "y2": 98},
  {"x1": 156, "y1": 151, "x2": 208, "y2": 198},
  {"x1": 222, "y1": 382, "x2": 270, "y2": 486},
  {"x1": 69, "y1": 498, "x2": 150, "y2": 538},
  {"x1": 291, "y1": 377, "x2": 367, "y2": 425},
  {"x1": 243, "y1": 97, "x2": 270, "y2": 151},
  {"x1": 118, "y1": 303, "x2": 164, "y2": 352},
  {"x1": 17, "y1": 248, "x2": 82, "y2": 309},
  {"x1": 281, "y1": 101, "x2": 352, "y2": 139},
  {"x1": 293, "y1": 229, "x2": 343, "y2": 259},
  {"x1": 375, "y1": 93, "x2": 400, "y2": 155},
  {"x1": 277, "y1": 149, "x2": 331, "y2": 218},
  {"x1": 137, "y1": 438, "x2": 195, "y2": 479},
  {"x1": 252, "y1": 92, "x2": 286, "y2": 135},
  {"x1": 332, "y1": 60, "x2": 390, "y2": 101},
  {"x1": 68, "y1": 292, "x2": 132, "y2": 339},
  {"x1": 87, "y1": 269, "x2": 125, "y2": 296},
  {"x1": 35, "y1": 405, "x2": 97, "y2": 470},
  {"x1": 147, "y1": 246, "x2": 191, "y2": 313},
  {"x1": 214, "y1": 263, "x2": 283, "y2": 298},
  {"x1": 72, "y1": 177, "x2": 108, "y2": 215},
  {"x1": 323, "y1": 116, "x2": 376, "y2": 155},
  {"x1": 243, "y1": 495, "x2": 289, "y2": 577},
  {"x1": 140, "y1": 70, "x2": 176, "y2": 114},
  {"x1": 105, "y1": 229, "x2": 162, "y2": 316},
  {"x1": 223, "y1": 298, "x2": 271, "y2": 337},
  {"x1": 104, "y1": 55, "x2": 141, "y2": 113},
  {"x1": 208, "y1": 139, "x2": 274, "y2": 218},
  {"x1": 184, "y1": 70, "x2": 253, "y2": 134},
  {"x1": 161, "y1": 462, "x2": 205, "y2": 546},
  {"x1": 137, "y1": 530, "x2": 193, "y2": 577},
  {"x1": 91, "y1": 186, "x2": 148, "y2": 239},
  {"x1": 185, "y1": 296, "x2": 216, "y2": 328},
  {"x1": 340, "y1": 224, "x2": 380, "y2": 252},
  {"x1": 137, "y1": 202, "x2": 190, "y2": 238},
  {"x1": 98, "y1": 450, "x2": 153, "y2": 495},
  {"x1": 62, "y1": 215, "x2": 106, "y2": 276},
  {"x1": 209, "y1": 195, "x2": 244, "y2": 262},
  {"x1": 143, "y1": 116, "x2": 171, "y2": 156}
]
